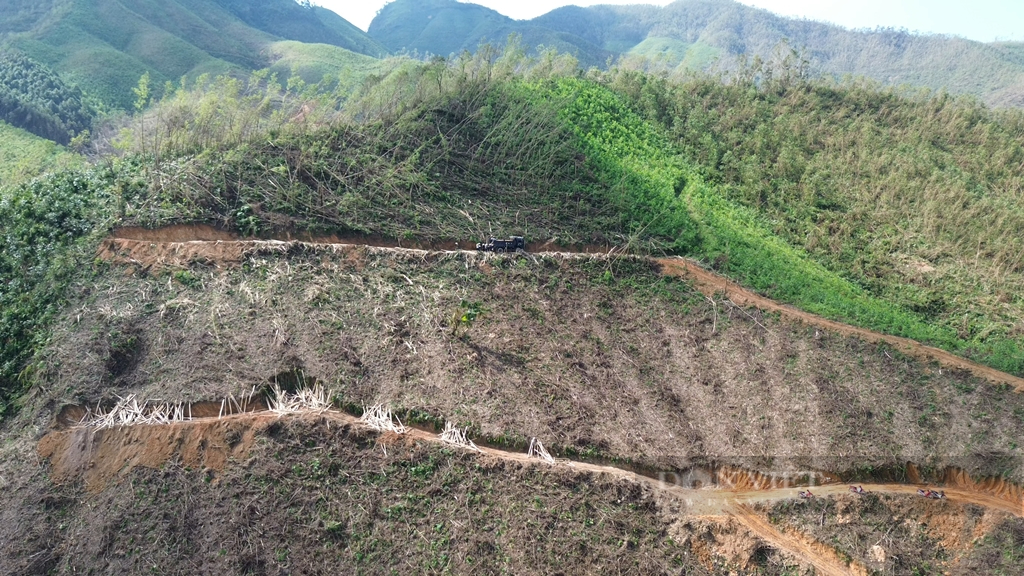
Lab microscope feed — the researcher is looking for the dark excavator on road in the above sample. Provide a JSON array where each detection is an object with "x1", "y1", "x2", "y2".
[{"x1": 476, "y1": 236, "x2": 526, "y2": 253}]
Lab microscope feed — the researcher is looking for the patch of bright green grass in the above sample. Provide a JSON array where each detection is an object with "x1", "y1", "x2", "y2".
[
  {"x1": 532, "y1": 77, "x2": 1020, "y2": 373},
  {"x1": 266, "y1": 41, "x2": 381, "y2": 86},
  {"x1": 627, "y1": 37, "x2": 691, "y2": 67},
  {"x1": 0, "y1": 121, "x2": 80, "y2": 189}
]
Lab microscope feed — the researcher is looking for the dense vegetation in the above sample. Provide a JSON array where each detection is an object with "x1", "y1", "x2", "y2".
[
  {"x1": 0, "y1": 168, "x2": 113, "y2": 415},
  {"x1": 0, "y1": 121, "x2": 78, "y2": 188},
  {"x1": 602, "y1": 62, "x2": 1024, "y2": 373},
  {"x1": 0, "y1": 52, "x2": 93, "y2": 144}
]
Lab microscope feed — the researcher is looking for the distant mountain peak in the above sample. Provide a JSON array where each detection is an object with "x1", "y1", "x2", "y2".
[{"x1": 369, "y1": 0, "x2": 1024, "y2": 107}]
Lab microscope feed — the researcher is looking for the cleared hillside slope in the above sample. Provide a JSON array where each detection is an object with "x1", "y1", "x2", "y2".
[
  {"x1": 3, "y1": 63, "x2": 1024, "y2": 574},
  {"x1": 2, "y1": 234, "x2": 1024, "y2": 574}
]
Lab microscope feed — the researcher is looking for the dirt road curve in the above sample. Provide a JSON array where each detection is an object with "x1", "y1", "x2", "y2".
[
  {"x1": 731, "y1": 504, "x2": 869, "y2": 576},
  {"x1": 656, "y1": 258, "x2": 1024, "y2": 392},
  {"x1": 98, "y1": 231, "x2": 1024, "y2": 391},
  {"x1": 41, "y1": 408, "x2": 1024, "y2": 576}
]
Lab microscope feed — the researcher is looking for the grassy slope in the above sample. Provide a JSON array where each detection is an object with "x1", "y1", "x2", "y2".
[
  {"x1": 624, "y1": 37, "x2": 721, "y2": 72},
  {"x1": 265, "y1": 40, "x2": 381, "y2": 86},
  {"x1": 0, "y1": 121, "x2": 79, "y2": 188},
  {"x1": 627, "y1": 37, "x2": 690, "y2": 67}
]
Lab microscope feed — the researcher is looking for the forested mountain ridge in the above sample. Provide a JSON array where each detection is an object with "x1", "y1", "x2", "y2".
[
  {"x1": 370, "y1": 0, "x2": 1024, "y2": 108},
  {"x1": 0, "y1": 0, "x2": 386, "y2": 109},
  {"x1": 0, "y1": 51, "x2": 92, "y2": 144},
  {"x1": 368, "y1": 0, "x2": 613, "y2": 67}
]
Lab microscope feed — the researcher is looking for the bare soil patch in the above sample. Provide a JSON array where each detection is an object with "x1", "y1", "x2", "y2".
[{"x1": 38, "y1": 414, "x2": 262, "y2": 492}]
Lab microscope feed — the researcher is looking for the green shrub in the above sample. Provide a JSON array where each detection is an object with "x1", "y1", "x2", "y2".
[{"x1": 0, "y1": 168, "x2": 112, "y2": 413}]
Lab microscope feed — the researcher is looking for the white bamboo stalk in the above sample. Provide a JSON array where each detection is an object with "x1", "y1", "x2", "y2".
[
  {"x1": 528, "y1": 438, "x2": 554, "y2": 464},
  {"x1": 439, "y1": 421, "x2": 480, "y2": 452}
]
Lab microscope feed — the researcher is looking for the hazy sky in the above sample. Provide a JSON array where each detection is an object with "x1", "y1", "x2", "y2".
[{"x1": 316, "y1": 0, "x2": 1024, "y2": 43}]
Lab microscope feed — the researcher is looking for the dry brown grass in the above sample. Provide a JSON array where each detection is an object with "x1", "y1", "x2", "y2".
[{"x1": 31, "y1": 249, "x2": 1024, "y2": 484}]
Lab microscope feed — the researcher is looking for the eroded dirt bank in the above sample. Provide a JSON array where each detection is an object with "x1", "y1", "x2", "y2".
[{"x1": 39, "y1": 404, "x2": 1024, "y2": 515}]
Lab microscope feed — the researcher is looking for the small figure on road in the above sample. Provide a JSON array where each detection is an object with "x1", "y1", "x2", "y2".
[
  {"x1": 798, "y1": 490, "x2": 814, "y2": 499},
  {"x1": 849, "y1": 485, "x2": 866, "y2": 495}
]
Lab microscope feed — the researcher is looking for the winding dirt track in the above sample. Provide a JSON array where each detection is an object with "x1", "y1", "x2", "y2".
[
  {"x1": 98, "y1": 231, "x2": 1024, "y2": 391},
  {"x1": 40, "y1": 408, "x2": 1024, "y2": 576},
  {"x1": 731, "y1": 504, "x2": 869, "y2": 576},
  {"x1": 657, "y1": 259, "x2": 1024, "y2": 392}
]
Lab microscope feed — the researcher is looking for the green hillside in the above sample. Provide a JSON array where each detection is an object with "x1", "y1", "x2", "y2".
[
  {"x1": 0, "y1": 0, "x2": 386, "y2": 109},
  {"x1": 266, "y1": 40, "x2": 381, "y2": 86},
  {"x1": 0, "y1": 120, "x2": 78, "y2": 188},
  {"x1": 371, "y1": 0, "x2": 1024, "y2": 108}
]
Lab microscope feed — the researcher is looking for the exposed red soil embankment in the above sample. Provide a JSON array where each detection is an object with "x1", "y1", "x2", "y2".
[
  {"x1": 39, "y1": 404, "x2": 1024, "y2": 517},
  {"x1": 38, "y1": 416, "x2": 261, "y2": 493}
]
